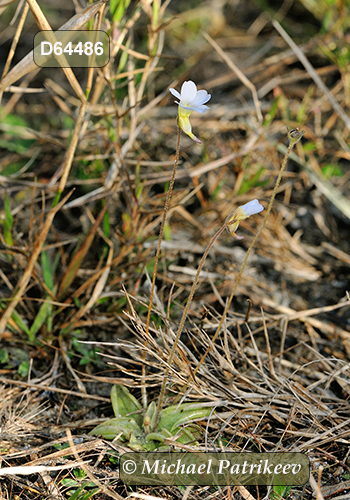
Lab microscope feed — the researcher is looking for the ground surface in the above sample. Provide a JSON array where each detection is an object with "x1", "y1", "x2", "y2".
[{"x1": 0, "y1": 0, "x2": 350, "y2": 499}]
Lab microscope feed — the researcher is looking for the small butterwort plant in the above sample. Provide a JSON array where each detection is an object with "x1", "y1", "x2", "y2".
[
  {"x1": 90, "y1": 84, "x2": 305, "y2": 443},
  {"x1": 90, "y1": 385, "x2": 211, "y2": 451},
  {"x1": 94, "y1": 81, "x2": 213, "y2": 440},
  {"x1": 142, "y1": 78, "x2": 305, "y2": 431}
]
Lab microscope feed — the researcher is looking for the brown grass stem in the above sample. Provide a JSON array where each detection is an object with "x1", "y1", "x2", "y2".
[{"x1": 193, "y1": 128, "x2": 305, "y2": 376}]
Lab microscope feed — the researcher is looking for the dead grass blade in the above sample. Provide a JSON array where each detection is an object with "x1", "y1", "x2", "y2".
[
  {"x1": 0, "y1": 462, "x2": 88, "y2": 476},
  {"x1": 272, "y1": 19, "x2": 350, "y2": 134},
  {"x1": 262, "y1": 297, "x2": 350, "y2": 343},
  {"x1": 62, "y1": 244, "x2": 129, "y2": 306},
  {"x1": 69, "y1": 240, "x2": 113, "y2": 325},
  {"x1": 55, "y1": 100, "x2": 87, "y2": 195},
  {"x1": 25, "y1": 0, "x2": 85, "y2": 102},
  {"x1": 322, "y1": 242, "x2": 350, "y2": 265},
  {"x1": 310, "y1": 474, "x2": 325, "y2": 500},
  {"x1": 0, "y1": 378, "x2": 110, "y2": 402},
  {"x1": 203, "y1": 32, "x2": 263, "y2": 124},
  {"x1": 235, "y1": 486, "x2": 257, "y2": 500},
  {"x1": 0, "y1": 3, "x2": 29, "y2": 84},
  {"x1": 60, "y1": 337, "x2": 87, "y2": 394}
]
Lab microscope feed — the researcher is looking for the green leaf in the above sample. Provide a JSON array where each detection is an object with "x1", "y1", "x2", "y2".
[
  {"x1": 18, "y1": 361, "x2": 29, "y2": 377},
  {"x1": 68, "y1": 485, "x2": 99, "y2": 500},
  {"x1": 67, "y1": 485, "x2": 84, "y2": 500},
  {"x1": 158, "y1": 403, "x2": 211, "y2": 433},
  {"x1": 0, "y1": 348, "x2": 9, "y2": 364},
  {"x1": 164, "y1": 223, "x2": 172, "y2": 241},
  {"x1": 271, "y1": 483, "x2": 292, "y2": 499},
  {"x1": 238, "y1": 167, "x2": 267, "y2": 195},
  {"x1": 90, "y1": 416, "x2": 143, "y2": 441},
  {"x1": 118, "y1": 37, "x2": 130, "y2": 72},
  {"x1": 321, "y1": 164, "x2": 343, "y2": 178},
  {"x1": 0, "y1": 114, "x2": 35, "y2": 154},
  {"x1": 263, "y1": 96, "x2": 280, "y2": 127},
  {"x1": 146, "y1": 429, "x2": 172, "y2": 443},
  {"x1": 29, "y1": 300, "x2": 51, "y2": 339},
  {"x1": 152, "y1": 0, "x2": 159, "y2": 27},
  {"x1": 90, "y1": 385, "x2": 214, "y2": 451},
  {"x1": 79, "y1": 490, "x2": 99, "y2": 500},
  {"x1": 144, "y1": 401, "x2": 157, "y2": 433},
  {"x1": 58, "y1": 206, "x2": 106, "y2": 298},
  {"x1": 110, "y1": 0, "x2": 132, "y2": 23},
  {"x1": 111, "y1": 385, "x2": 142, "y2": 420},
  {"x1": 103, "y1": 209, "x2": 110, "y2": 238}
]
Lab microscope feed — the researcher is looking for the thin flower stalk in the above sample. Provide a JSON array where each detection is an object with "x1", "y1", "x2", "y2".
[
  {"x1": 154, "y1": 199, "x2": 264, "y2": 429},
  {"x1": 143, "y1": 124, "x2": 181, "y2": 407},
  {"x1": 153, "y1": 224, "x2": 226, "y2": 428},
  {"x1": 193, "y1": 127, "x2": 305, "y2": 377}
]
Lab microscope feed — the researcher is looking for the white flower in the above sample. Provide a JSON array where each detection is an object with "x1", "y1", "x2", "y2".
[
  {"x1": 169, "y1": 81, "x2": 211, "y2": 114},
  {"x1": 169, "y1": 80, "x2": 211, "y2": 143},
  {"x1": 226, "y1": 199, "x2": 264, "y2": 239}
]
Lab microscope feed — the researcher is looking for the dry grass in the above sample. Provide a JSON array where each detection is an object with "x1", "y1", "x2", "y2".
[{"x1": 1, "y1": 0, "x2": 350, "y2": 499}]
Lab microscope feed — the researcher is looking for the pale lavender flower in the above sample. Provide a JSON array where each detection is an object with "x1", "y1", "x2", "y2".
[
  {"x1": 226, "y1": 199, "x2": 264, "y2": 239},
  {"x1": 169, "y1": 80, "x2": 211, "y2": 143}
]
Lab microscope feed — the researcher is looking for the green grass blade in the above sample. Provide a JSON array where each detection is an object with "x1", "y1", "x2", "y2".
[
  {"x1": 4, "y1": 193, "x2": 13, "y2": 246},
  {"x1": 29, "y1": 300, "x2": 51, "y2": 339},
  {"x1": 10, "y1": 309, "x2": 31, "y2": 337},
  {"x1": 41, "y1": 251, "x2": 54, "y2": 290}
]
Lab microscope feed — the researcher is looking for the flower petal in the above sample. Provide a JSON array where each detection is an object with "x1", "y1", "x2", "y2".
[
  {"x1": 192, "y1": 104, "x2": 210, "y2": 114},
  {"x1": 240, "y1": 199, "x2": 264, "y2": 217},
  {"x1": 169, "y1": 88, "x2": 181, "y2": 100},
  {"x1": 180, "y1": 81, "x2": 197, "y2": 104},
  {"x1": 190, "y1": 90, "x2": 211, "y2": 107}
]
